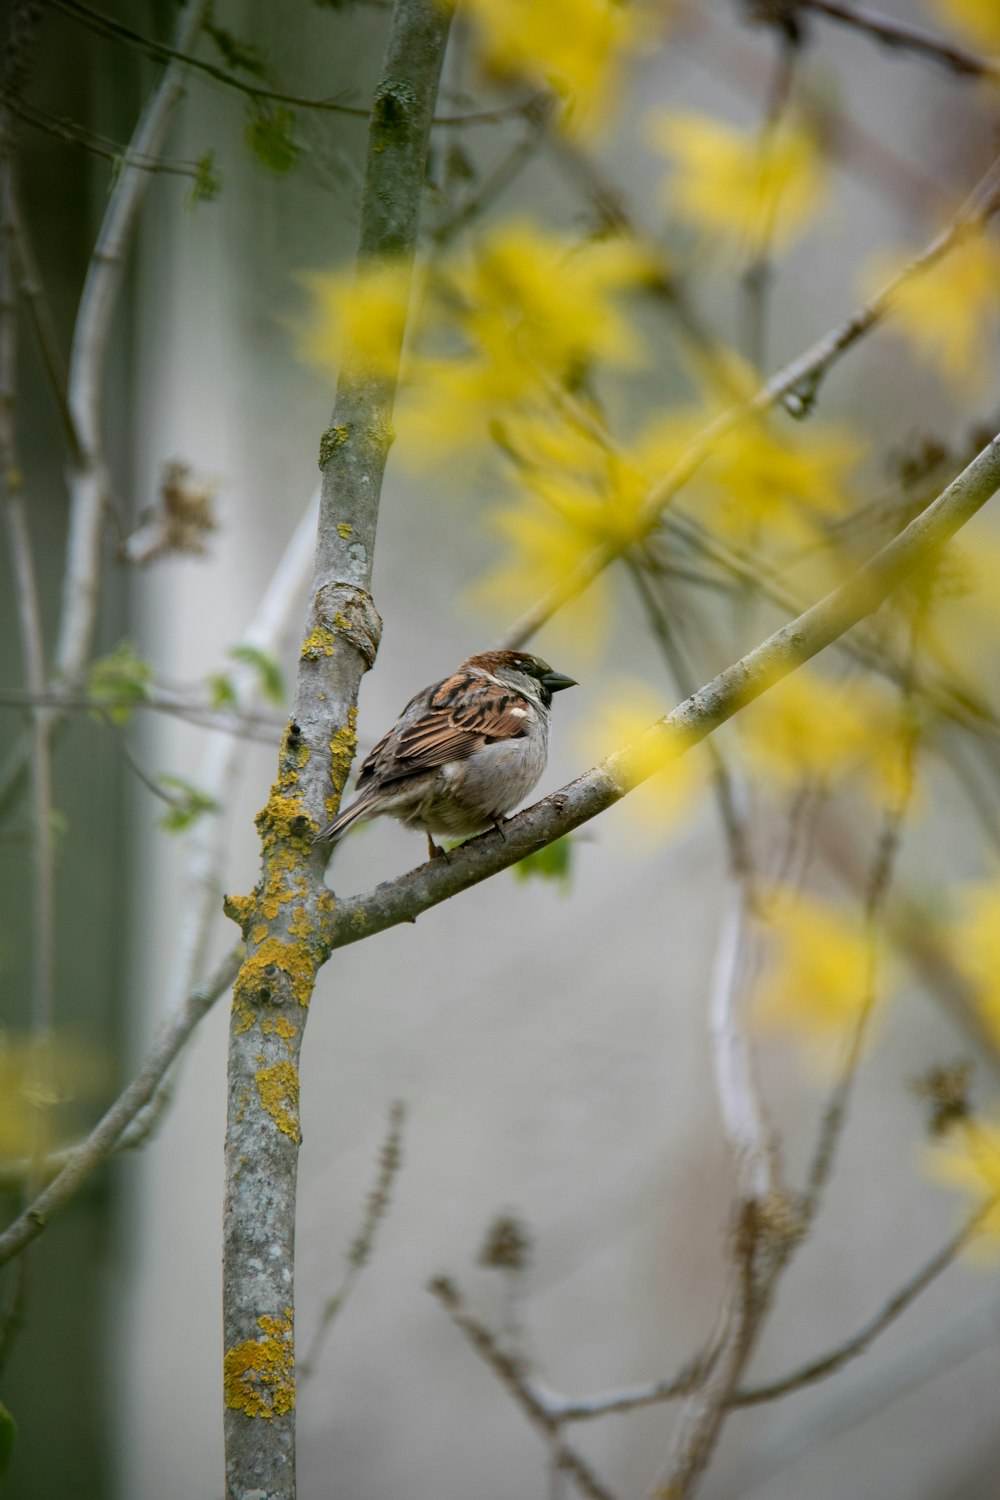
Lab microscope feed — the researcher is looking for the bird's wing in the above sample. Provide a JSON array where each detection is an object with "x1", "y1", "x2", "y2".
[{"x1": 358, "y1": 670, "x2": 532, "y2": 788}]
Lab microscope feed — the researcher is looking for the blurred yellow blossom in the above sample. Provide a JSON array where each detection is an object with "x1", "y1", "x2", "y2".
[
  {"x1": 0, "y1": 1030, "x2": 110, "y2": 1160},
  {"x1": 925, "y1": 1119, "x2": 1000, "y2": 1255},
  {"x1": 398, "y1": 226, "x2": 649, "y2": 464},
  {"x1": 754, "y1": 891, "x2": 884, "y2": 1052},
  {"x1": 297, "y1": 258, "x2": 414, "y2": 379},
  {"x1": 470, "y1": 498, "x2": 614, "y2": 656},
  {"x1": 922, "y1": 0, "x2": 1000, "y2": 50},
  {"x1": 867, "y1": 234, "x2": 1000, "y2": 390},
  {"x1": 741, "y1": 667, "x2": 916, "y2": 806},
  {"x1": 577, "y1": 678, "x2": 707, "y2": 833},
  {"x1": 460, "y1": 0, "x2": 649, "y2": 134},
  {"x1": 648, "y1": 110, "x2": 827, "y2": 251},
  {"x1": 445, "y1": 222, "x2": 650, "y2": 381},
  {"x1": 700, "y1": 418, "x2": 863, "y2": 544}
]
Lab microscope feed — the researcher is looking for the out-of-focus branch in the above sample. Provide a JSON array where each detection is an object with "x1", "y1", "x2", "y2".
[
  {"x1": 7, "y1": 180, "x2": 82, "y2": 464},
  {"x1": 299, "y1": 1101, "x2": 406, "y2": 1380},
  {"x1": 733, "y1": 1198, "x2": 995, "y2": 1405},
  {"x1": 50, "y1": 0, "x2": 536, "y2": 127},
  {"x1": 429, "y1": 1277, "x2": 620, "y2": 1500},
  {"x1": 792, "y1": 0, "x2": 1000, "y2": 81},
  {"x1": 0, "y1": 947, "x2": 240, "y2": 1267},
  {"x1": 54, "y1": 0, "x2": 210, "y2": 686},
  {"x1": 502, "y1": 156, "x2": 1000, "y2": 649},
  {"x1": 319, "y1": 432, "x2": 1000, "y2": 954}
]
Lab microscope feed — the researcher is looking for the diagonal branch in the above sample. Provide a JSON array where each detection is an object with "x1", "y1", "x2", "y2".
[
  {"x1": 501, "y1": 156, "x2": 1000, "y2": 649},
  {"x1": 320, "y1": 431, "x2": 1000, "y2": 953},
  {"x1": 793, "y1": 0, "x2": 1000, "y2": 81}
]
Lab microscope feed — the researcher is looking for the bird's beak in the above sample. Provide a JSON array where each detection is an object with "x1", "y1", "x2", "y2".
[{"x1": 541, "y1": 670, "x2": 577, "y2": 694}]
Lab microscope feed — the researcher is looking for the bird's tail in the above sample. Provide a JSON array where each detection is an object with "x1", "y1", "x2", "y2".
[{"x1": 313, "y1": 793, "x2": 376, "y2": 845}]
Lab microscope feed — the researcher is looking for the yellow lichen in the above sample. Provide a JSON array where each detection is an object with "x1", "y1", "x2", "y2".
[
  {"x1": 350, "y1": 909, "x2": 367, "y2": 930},
  {"x1": 251, "y1": 922, "x2": 268, "y2": 945},
  {"x1": 256, "y1": 1060, "x2": 301, "y2": 1141},
  {"x1": 326, "y1": 708, "x2": 358, "y2": 818},
  {"x1": 300, "y1": 625, "x2": 337, "y2": 660},
  {"x1": 261, "y1": 1015, "x2": 298, "y2": 1052},
  {"x1": 336, "y1": 521, "x2": 353, "y2": 539},
  {"x1": 223, "y1": 1309, "x2": 295, "y2": 1420},
  {"x1": 223, "y1": 893, "x2": 256, "y2": 933},
  {"x1": 288, "y1": 903, "x2": 312, "y2": 940},
  {"x1": 234, "y1": 937, "x2": 316, "y2": 1013}
]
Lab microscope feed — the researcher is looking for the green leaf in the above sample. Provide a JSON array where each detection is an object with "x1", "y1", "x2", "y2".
[
  {"x1": 244, "y1": 104, "x2": 301, "y2": 175},
  {"x1": 208, "y1": 672, "x2": 238, "y2": 710},
  {"x1": 0, "y1": 1401, "x2": 17, "y2": 1479},
  {"x1": 88, "y1": 642, "x2": 153, "y2": 724},
  {"x1": 156, "y1": 775, "x2": 221, "y2": 834},
  {"x1": 228, "y1": 645, "x2": 285, "y2": 707},
  {"x1": 512, "y1": 836, "x2": 574, "y2": 891},
  {"x1": 187, "y1": 151, "x2": 223, "y2": 209}
]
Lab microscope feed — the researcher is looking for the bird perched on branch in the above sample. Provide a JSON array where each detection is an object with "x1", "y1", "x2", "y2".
[{"x1": 314, "y1": 649, "x2": 577, "y2": 860}]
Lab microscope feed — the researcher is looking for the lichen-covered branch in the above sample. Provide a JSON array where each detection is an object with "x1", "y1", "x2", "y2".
[{"x1": 220, "y1": 4, "x2": 450, "y2": 1497}]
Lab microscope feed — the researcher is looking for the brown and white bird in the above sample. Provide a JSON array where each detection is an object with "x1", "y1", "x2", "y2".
[{"x1": 314, "y1": 649, "x2": 577, "y2": 859}]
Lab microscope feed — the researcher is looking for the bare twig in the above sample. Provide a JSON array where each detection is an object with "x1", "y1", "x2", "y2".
[
  {"x1": 50, "y1": 0, "x2": 536, "y2": 127},
  {"x1": 0, "y1": 947, "x2": 240, "y2": 1266},
  {"x1": 7, "y1": 181, "x2": 82, "y2": 464},
  {"x1": 733, "y1": 1198, "x2": 996, "y2": 1405},
  {"x1": 299, "y1": 1101, "x2": 406, "y2": 1380},
  {"x1": 429, "y1": 1276, "x2": 620, "y2": 1500},
  {"x1": 54, "y1": 0, "x2": 210, "y2": 686},
  {"x1": 502, "y1": 155, "x2": 1000, "y2": 649},
  {"x1": 794, "y1": 0, "x2": 1000, "y2": 81}
]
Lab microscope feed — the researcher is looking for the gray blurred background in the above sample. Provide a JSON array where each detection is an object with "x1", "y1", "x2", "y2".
[{"x1": 3, "y1": 1, "x2": 1000, "y2": 1497}]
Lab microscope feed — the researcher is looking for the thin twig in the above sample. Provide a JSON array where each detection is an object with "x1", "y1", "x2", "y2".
[
  {"x1": 50, "y1": 0, "x2": 537, "y2": 127},
  {"x1": 299, "y1": 1101, "x2": 407, "y2": 1380},
  {"x1": 54, "y1": 0, "x2": 210, "y2": 686},
  {"x1": 0, "y1": 946, "x2": 240, "y2": 1266},
  {"x1": 429, "y1": 1277, "x2": 620, "y2": 1500},
  {"x1": 733, "y1": 1198, "x2": 995, "y2": 1404},
  {"x1": 795, "y1": 0, "x2": 1000, "y2": 81},
  {"x1": 501, "y1": 154, "x2": 1000, "y2": 649},
  {"x1": 7, "y1": 181, "x2": 82, "y2": 464}
]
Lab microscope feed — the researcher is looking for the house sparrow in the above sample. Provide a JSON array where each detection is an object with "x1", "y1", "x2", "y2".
[{"x1": 314, "y1": 649, "x2": 577, "y2": 859}]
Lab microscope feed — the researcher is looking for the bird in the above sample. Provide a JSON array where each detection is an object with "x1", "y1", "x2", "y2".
[{"x1": 313, "y1": 649, "x2": 577, "y2": 860}]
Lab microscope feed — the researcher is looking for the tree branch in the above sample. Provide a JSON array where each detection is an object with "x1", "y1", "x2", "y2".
[
  {"x1": 501, "y1": 155, "x2": 1000, "y2": 649},
  {"x1": 793, "y1": 0, "x2": 1000, "y2": 81},
  {"x1": 220, "y1": 4, "x2": 451, "y2": 1497},
  {"x1": 319, "y1": 431, "x2": 1000, "y2": 953},
  {"x1": 429, "y1": 1277, "x2": 620, "y2": 1500},
  {"x1": 0, "y1": 947, "x2": 239, "y2": 1266}
]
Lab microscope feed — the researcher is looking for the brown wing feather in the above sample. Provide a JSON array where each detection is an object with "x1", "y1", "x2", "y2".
[{"x1": 358, "y1": 671, "x2": 531, "y2": 789}]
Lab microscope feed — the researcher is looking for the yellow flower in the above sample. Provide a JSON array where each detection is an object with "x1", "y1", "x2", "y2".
[
  {"x1": 576, "y1": 678, "x2": 706, "y2": 834},
  {"x1": 449, "y1": 222, "x2": 649, "y2": 378},
  {"x1": 460, "y1": 0, "x2": 649, "y2": 134},
  {"x1": 753, "y1": 891, "x2": 882, "y2": 1051},
  {"x1": 647, "y1": 110, "x2": 827, "y2": 251},
  {"x1": 297, "y1": 258, "x2": 414, "y2": 379},
  {"x1": 867, "y1": 234, "x2": 1000, "y2": 390},
  {"x1": 469, "y1": 499, "x2": 613, "y2": 656},
  {"x1": 740, "y1": 667, "x2": 915, "y2": 806},
  {"x1": 922, "y1": 0, "x2": 1000, "y2": 50},
  {"x1": 925, "y1": 1119, "x2": 1000, "y2": 1256},
  {"x1": 701, "y1": 418, "x2": 863, "y2": 544}
]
